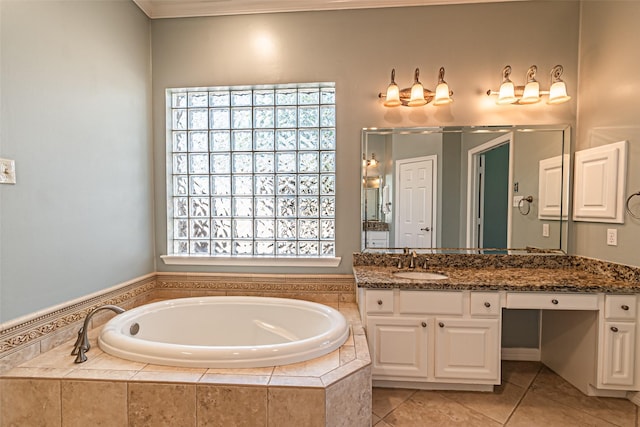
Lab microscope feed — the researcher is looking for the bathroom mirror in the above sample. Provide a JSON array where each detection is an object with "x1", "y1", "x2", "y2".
[{"x1": 361, "y1": 125, "x2": 570, "y2": 254}]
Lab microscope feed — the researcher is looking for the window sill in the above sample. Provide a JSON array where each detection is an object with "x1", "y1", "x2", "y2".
[{"x1": 160, "y1": 255, "x2": 342, "y2": 268}]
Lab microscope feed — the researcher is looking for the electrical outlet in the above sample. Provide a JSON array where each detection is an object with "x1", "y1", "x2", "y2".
[
  {"x1": 542, "y1": 223, "x2": 550, "y2": 237},
  {"x1": 0, "y1": 158, "x2": 16, "y2": 184},
  {"x1": 607, "y1": 229, "x2": 617, "y2": 246}
]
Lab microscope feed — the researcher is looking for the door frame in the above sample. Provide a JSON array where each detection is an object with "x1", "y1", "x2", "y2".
[
  {"x1": 394, "y1": 155, "x2": 438, "y2": 249},
  {"x1": 465, "y1": 133, "x2": 514, "y2": 248}
]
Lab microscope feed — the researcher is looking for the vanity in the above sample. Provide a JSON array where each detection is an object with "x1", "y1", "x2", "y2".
[{"x1": 354, "y1": 253, "x2": 640, "y2": 397}]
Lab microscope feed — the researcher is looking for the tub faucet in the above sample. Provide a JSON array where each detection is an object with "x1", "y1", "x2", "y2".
[{"x1": 71, "y1": 304, "x2": 125, "y2": 363}]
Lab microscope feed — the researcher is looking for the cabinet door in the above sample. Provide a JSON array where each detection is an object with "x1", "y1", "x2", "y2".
[
  {"x1": 601, "y1": 321, "x2": 636, "y2": 386},
  {"x1": 434, "y1": 318, "x2": 500, "y2": 382},
  {"x1": 367, "y1": 316, "x2": 428, "y2": 379}
]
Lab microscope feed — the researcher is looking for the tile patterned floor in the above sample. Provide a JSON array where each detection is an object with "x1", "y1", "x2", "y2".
[{"x1": 372, "y1": 361, "x2": 639, "y2": 426}]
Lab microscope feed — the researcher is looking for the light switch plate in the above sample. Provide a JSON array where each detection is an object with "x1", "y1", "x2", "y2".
[
  {"x1": 0, "y1": 158, "x2": 16, "y2": 184},
  {"x1": 542, "y1": 223, "x2": 550, "y2": 237},
  {"x1": 513, "y1": 196, "x2": 524, "y2": 208}
]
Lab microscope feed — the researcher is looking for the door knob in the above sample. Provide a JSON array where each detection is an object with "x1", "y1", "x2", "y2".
[{"x1": 420, "y1": 227, "x2": 431, "y2": 232}]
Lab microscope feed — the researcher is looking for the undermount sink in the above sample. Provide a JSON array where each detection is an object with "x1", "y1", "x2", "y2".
[{"x1": 392, "y1": 271, "x2": 449, "y2": 281}]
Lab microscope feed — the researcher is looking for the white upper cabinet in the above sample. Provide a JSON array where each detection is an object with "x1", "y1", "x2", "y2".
[{"x1": 573, "y1": 141, "x2": 627, "y2": 223}]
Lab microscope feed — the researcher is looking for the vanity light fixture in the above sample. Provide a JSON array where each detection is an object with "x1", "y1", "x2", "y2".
[
  {"x1": 379, "y1": 67, "x2": 453, "y2": 107},
  {"x1": 487, "y1": 65, "x2": 571, "y2": 105},
  {"x1": 362, "y1": 153, "x2": 381, "y2": 176}
]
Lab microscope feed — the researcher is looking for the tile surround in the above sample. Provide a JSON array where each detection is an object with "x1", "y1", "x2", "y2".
[{"x1": 1, "y1": 301, "x2": 370, "y2": 426}]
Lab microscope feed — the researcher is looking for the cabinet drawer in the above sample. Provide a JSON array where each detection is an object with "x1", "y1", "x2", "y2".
[
  {"x1": 470, "y1": 292, "x2": 501, "y2": 316},
  {"x1": 366, "y1": 290, "x2": 394, "y2": 314},
  {"x1": 507, "y1": 292, "x2": 598, "y2": 310},
  {"x1": 605, "y1": 295, "x2": 637, "y2": 320},
  {"x1": 399, "y1": 291, "x2": 464, "y2": 315}
]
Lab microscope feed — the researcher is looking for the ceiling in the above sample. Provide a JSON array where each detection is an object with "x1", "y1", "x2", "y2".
[{"x1": 133, "y1": 0, "x2": 524, "y2": 19}]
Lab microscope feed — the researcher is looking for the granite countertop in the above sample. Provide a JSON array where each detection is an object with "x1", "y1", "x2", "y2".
[{"x1": 353, "y1": 265, "x2": 640, "y2": 293}]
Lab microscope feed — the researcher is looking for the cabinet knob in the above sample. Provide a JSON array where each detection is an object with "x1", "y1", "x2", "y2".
[
  {"x1": 621, "y1": 305, "x2": 630, "y2": 311},
  {"x1": 611, "y1": 326, "x2": 619, "y2": 332},
  {"x1": 438, "y1": 322, "x2": 445, "y2": 328},
  {"x1": 484, "y1": 302, "x2": 491, "y2": 308},
  {"x1": 421, "y1": 321, "x2": 427, "y2": 328},
  {"x1": 551, "y1": 299, "x2": 559, "y2": 305},
  {"x1": 377, "y1": 300, "x2": 383, "y2": 305}
]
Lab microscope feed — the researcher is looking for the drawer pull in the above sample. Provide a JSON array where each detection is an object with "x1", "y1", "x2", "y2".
[
  {"x1": 438, "y1": 322, "x2": 445, "y2": 328},
  {"x1": 484, "y1": 302, "x2": 491, "y2": 308},
  {"x1": 551, "y1": 299, "x2": 559, "y2": 305},
  {"x1": 621, "y1": 305, "x2": 630, "y2": 311},
  {"x1": 421, "y1": 321, "x2": 427, "y2": 328},
  {"x1": 611, "y1": 326, "x2": 619, "y2": 332},
  {"x1": 377, "y1": 300, "x2": 383, "y2": 305}
]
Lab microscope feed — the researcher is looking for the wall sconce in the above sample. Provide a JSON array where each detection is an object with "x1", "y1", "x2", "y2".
[
  {"x1": 379, "y1": 67, "x2": 453, "y2": 107},
  {"x1": 362, "y1": 153, "x2": 381, "y2": 176},
  {"x1": 486, "y1": 65, "x2": 571, "y2": 105}
]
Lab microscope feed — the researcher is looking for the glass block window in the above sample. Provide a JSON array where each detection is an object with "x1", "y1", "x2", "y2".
[{"x1": 167, "y1": 84, "x2": 336, "y2": 257}]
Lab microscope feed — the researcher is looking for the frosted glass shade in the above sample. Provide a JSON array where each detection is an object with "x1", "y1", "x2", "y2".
[
  {"x1": 433, "y1": 82, "x2": 453, "y2": 106},
  {"x1": 407, "y1": 82, "x2": 427, "y2": 107},
  {"x1": 497, "y1": 81, "x2": 517, "y2": 105},
  {"x1": 383, "y1": 83, "x2": 401, "y2": 107},
  {"x1": 547, "y1": 81, "x2": 571, "y2": 104},
  {"x1": 520, "y1": 81, "x2": 541, "y2": 104}
]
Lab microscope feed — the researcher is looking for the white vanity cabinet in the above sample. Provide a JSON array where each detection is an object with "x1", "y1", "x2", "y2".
[
  {"x1": 359, "y1": 288, "x2": 503, "y2": 389},
  {"x1": 598, "y1": 294, "x2": 638, "y2": 388},
  {"x1": 362, "y1": 231, "x2": 389, "y2": 248}
]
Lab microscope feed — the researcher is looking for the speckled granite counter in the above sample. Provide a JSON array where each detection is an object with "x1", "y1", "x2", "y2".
[{"x1": 353, "y1": 253, "x2": 640, "y2": 293}]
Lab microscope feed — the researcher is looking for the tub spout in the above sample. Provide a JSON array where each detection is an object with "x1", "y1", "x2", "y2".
[{"x1": 71, "y1": 304, "x2": 125, "y2": 363}]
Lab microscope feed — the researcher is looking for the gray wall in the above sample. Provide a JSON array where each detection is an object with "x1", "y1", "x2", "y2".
[
  {"x1": 151, "y1": 1, "x2": 580, "y2": 274},
  {"x1": 0, "y1": 0, "x2": 154, "y2": 322},
  {"x1": 574, "y1": 1, "x2": 640, "y2": 267}
]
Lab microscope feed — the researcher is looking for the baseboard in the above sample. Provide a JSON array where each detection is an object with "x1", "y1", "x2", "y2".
[
  {"x1": 627, "y1": 391, "x2": 640, "y2": 407},
  {"x1": 501, "y1": 347, "x2": 541, "y2": 361}
]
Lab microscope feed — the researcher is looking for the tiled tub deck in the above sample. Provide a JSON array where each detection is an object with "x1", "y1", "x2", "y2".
[{"x1": 1, "y1": 302, "x2": 371, "y2": 426}]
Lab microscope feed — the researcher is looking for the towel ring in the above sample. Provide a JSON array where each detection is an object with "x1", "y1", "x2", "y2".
[
  {"x1": 626, "y1": 191, "x2": 640, "y2": 220},
  {"x1": 518, "y1": 195, "x2": 534, "y2": 215}
]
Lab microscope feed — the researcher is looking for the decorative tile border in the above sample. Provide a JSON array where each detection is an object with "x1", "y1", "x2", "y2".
[{"x1": 0, "y1": 276, "x2": 156, "y2": 360}]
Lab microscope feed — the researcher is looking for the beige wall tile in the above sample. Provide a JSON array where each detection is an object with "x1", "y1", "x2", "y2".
[
  {"x1": 272, "y1": 350, "x2": 339, "y2": 377},
  {"x1": 3, "y1": 367, "x2": 73, "y2": 378},
  {"x1": 0, "y1": 342, "x2": 41, "y2": 374},
  {"x1": 268, "y1": 375, "x2": 324, "y2": 387},
  {"x1": 40, "y1": 325, "x2": 81, "y2": 354},
  {"x1": 61, "y1": 380, "x2": 127, "y2": 426},
  {"x1": 321, "y1": 359, "x2": 369, "y2": 387},
  {"x1": 132, "y1": 370, "x2": 204, "y2": 383},
  {"x1": 268, "y1": 386, "x2": 325, "y2": 427},
  {"x1": 1, "y1": 378, "x2": 61, "y2": 427},
  {"x1": 128, "y1": 382, "x2": 196, "y2": 426},
  {"x1": 199, "y1": 374, "x2": 270, "y2": 386},
  {"x1": 197, "y1": 385, "x2": 267, "y2": 427},
  {"x1": 326, "y1": 366, "x2": 372, "y2": 427},
  {"x1": 64, "y1": 369, "x2": 137, "y2": 380}
]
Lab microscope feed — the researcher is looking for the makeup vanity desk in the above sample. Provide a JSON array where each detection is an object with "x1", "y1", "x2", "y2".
[{"x1": 353, "y1": 253, "x2": 640, "y2": 397}]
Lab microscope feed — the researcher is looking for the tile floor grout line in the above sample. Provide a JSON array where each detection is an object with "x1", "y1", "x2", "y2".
[{"x1": 502, "y1": 363, "x2": 543, "y2": 426}]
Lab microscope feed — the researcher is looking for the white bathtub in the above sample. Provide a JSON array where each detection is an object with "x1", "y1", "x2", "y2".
[{"x1": 98, "y1": 296, "x2": 350, "y2": 368}]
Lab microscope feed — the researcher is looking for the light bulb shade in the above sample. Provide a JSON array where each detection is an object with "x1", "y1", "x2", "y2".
[
  {"x1": 383, "y1": 83, "x2": 401, "y2": 107},
  {"x1": 520, "y1": 81, "x2": 541, "y2": 104},
  {"x1": 497, "y1": 81, "x2": 517, "y2": 105},
  {"x1": 408, "y1": 82, "x2": 427, "y2": 106},
  {"x1": 547, "y1": 81, "x2": 571, "y2": 104},
  {"x1": 433, "y1": 82, "x2": 453, "y2": 106}
]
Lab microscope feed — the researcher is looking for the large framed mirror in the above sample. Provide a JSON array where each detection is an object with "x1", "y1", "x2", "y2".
[{"x1": 361, "y1": 125, "x2": 570, "y2": 254}]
